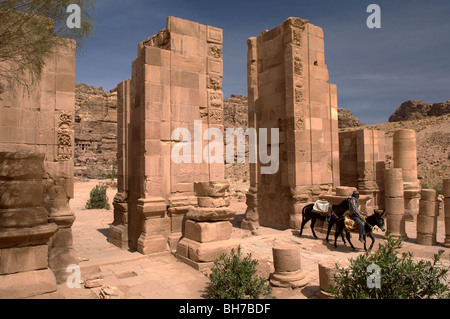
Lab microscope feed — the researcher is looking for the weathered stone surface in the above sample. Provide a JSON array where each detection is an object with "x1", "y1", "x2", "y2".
[
  {"x1": 185, "y1": 208, "x2": 236, "y2": 222},
  {"x1": 0, "y1": 207, "x2": 48, "y2": 228},
  {"x1": 194, "y1": 181, "x2": 230, "y2": 197},
  {"x1": 197, "y1": 196, "x2": 230, "y2": 208},
  {"x1": 0, "y1": 180, "x2": 43, "y2": 209},
  {"x1": 0, "y1": 152, "x2": 44, "y2": 179},
  {"x1": 176, "y1": 237, "x2": 238, "y2": 262},
  {"x1": 185, "y1": 220, "x2": 232, "y2": 243},
  {"x1": 0, "y1": 245, "x2": 48, "y2": 275},
  {"x1": 0, "y1": 269, "x2": 57, "y2": 299}
]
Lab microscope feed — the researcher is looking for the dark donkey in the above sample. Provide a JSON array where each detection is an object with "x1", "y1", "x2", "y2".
[
  {"x1": 299, "y1": 199, "x2": 350, "y2": 242},
  {"x1": 334, "y1": 210, "x2": 386, "y2": 251}
]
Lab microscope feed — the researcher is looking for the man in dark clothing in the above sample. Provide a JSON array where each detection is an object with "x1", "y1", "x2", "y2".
[{"x1": 348, "y1": 190, "x2": 366, "y2": 242}]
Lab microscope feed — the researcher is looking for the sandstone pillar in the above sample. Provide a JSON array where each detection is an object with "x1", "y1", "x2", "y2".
[
  {"x1": 123, "y1": 17, "x2": 225, "y2": 254},
  {"x1": 416, "y1": 189, "x2": 438, "y2": 246},
  {"x1": 243, "y1": 17, "x2": 340, "y2": 231},
  {"x1": 393, "y1": 130, "x2": 421, "y2": 221},
  {"x1": 269, "y1": 245, "x2": 309, "y2": 288},
  {"x1": 0, "y1": 152, "x2": 58, "y2": 298},
  {"x1": 444, "y1": 179, "x2": 450, "y2": 248},
  {"x1": 108, "y1": 79, "x2": 131, "y2": 249},
  {"x1": 384, "y1": 168, "x2": 407, "y2": 239}
]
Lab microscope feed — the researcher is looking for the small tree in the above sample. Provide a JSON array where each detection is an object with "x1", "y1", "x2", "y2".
[
  {"x1": 0, "y1": 0, "x2": 95, "y2": 94},
  {"x1": 85, "y1": 184, "x2": 110, "y2": 210},
  {"x1": 205, "y1": 246, "x2": 274, "y2": 299},
  {"x1": 329, "y1": 234, "x2": 450, "y2": 299}
]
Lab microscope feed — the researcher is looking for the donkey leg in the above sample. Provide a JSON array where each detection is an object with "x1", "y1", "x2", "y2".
[
  {"x1": 310, "y1": 217, "x2": 319, "y2": 239},
  {"x1": 346, "y1": 231, "x2": 355, "y2": 250},
  {"x1": 368, "y1": 232, "x2": 375, "y2": 250},
  {"x1": 334, "y1": 224, "x2": 343, "y2": 248},
  {"x1": 299, "y1": 212, "x2": 311, "y2": 237}
]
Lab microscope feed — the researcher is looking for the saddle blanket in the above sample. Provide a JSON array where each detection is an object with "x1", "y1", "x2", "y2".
[{"x1": 313, "y1": 200, "x2": 329, "y2": 214}]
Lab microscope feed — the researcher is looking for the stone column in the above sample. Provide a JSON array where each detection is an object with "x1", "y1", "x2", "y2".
[
  {"x1": 393, "y1": 129, "x2": 421, "y2": 221},
  {"x1": 108, "y1": 79, "x2": 131, "y2": 249},
  {"x1": 384, "y1": 168, "x2": 407, "y2": 239},
  {"x1": 176, "y1": 181, "x2": 237, "y2": 270},
  {"x1": 269, "y1": 245, "x2": 309, "y2": 288},
  {"x1": 318, "y1": 260, "x2": 338, "y2": 299},
  {"x1": 0, "y1": 152, "x2": 58, "y2": 299},
  {"x1": 444, "y1": 179, "x2": 450, "y2": 248},
  {"x1": 416, "y1": 189, "x2": 438, "y2": 246}
]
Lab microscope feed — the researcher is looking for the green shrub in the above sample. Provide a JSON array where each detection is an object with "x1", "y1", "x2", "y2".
[
  {"x1": 85, "y1": 185, "x2": 110, "y2": 210},
  {"x1": 329, "y1": 234, "x2": 449, "y2": 299},
  {"x1": 205, "y1": 246, "x2": 274, "y2": 299}
]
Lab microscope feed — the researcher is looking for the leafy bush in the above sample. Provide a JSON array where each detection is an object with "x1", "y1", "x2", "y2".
[
  {"x1": 85, "y1": 185, "x2": 110, "y2": 210},
  {"x1": 205, "y1": 246, "x2": 274, "y2": 299},
  {"x1": 329, "y1": 234, "x2": 449, "y2": 299}
]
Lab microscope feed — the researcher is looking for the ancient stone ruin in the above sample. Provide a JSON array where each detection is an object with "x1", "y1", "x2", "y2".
[
  {"x1": 0, "y1": 14, "x2": 448, "y2": 299},
  {"x1": 109, "y1": 16, "x2": 230, "y2": 265},
  {"x1": 0, "y1": 38, "x2": 77, "y2": 297}
]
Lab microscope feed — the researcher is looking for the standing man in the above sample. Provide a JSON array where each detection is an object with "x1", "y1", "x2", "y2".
[{"x1": 348, "y1": 190, "x2": 366, "y2": 242}]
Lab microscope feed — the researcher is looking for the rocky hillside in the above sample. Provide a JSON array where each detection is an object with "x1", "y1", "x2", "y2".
[
  {"x1": 364, "y1": 115, "x2": 450, "y2": 192},
  {"x1": 74, "y1": 83, "x2": 118, "y2": 178},
  {"x1": 389, "y1": 100, "x2": 450, "y2": 122}
]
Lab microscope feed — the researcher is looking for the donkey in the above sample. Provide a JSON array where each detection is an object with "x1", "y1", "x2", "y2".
[
  {"x1": 334, "y1": 210, "x2": 386, "y2": 251},
  {"x1": 299, "y1": 199, "x2": 350, "y2": 242}
]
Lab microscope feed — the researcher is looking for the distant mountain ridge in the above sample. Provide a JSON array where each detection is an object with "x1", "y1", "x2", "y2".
[{"x1": 389, "y1": 100, "x2": 450, "y2": 122}]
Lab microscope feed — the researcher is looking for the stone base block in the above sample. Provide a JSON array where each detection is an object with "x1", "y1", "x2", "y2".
[
  {"x1": 386, "y1": 214, "x2": 408, "y2": 240},
  {"x1": 0, "y1": 268, "x2": 57, "y2": 299},
  {"x1": 416, "y1": 232, "x2": 437, "y2": 246},
  {"x1": 108, "y1": 224, "x2": 128, "y2": 249},
  {"x1": 176, "y1": 237, "x2": 238, "y2": 263},
  {"x1": 168, "y1": 232, "x2": 182, "y2": 251},
  {"x1": 417, "y1": 215, "x2": 437, "y2": 234},
  {"x1": 185, "y1": 220, "x2": 232, "y2": 243},
  {"x1": 241, "y1": 219, "x2": 259, "y2": 231},
  {"x1": 175, "y1": 253, "x2": 214, "y2": 272},
  {"x1": 197, "y1": 197, "x2": 230, "y2": 208},
  {"x1": 320, "y1": 290, "x2": 336, "y2": 299},
  {"x1": 269, "y1": 269, "x2": 309, "y2": 288},
  {"x1": 137, "y1": 234, "x2": 168, "y2": 255},
  {"x1": 0, "y1": 245, "x2": 48, "y2": 275},
  {"x1": 186, "y1": 208, "x2": 236, "y2": 222}
]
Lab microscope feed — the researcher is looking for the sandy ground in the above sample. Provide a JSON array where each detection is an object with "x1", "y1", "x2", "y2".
[{"x1": 62, "y1": 179, "x2": 450, "y2": 299}]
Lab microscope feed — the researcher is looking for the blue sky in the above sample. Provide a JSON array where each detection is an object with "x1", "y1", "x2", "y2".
[{"x1": 75, "y1": 0, "x2": 450, "y2": 125}]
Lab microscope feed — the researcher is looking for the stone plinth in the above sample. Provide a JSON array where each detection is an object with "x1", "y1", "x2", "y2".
[
  {"x1": 384, "y1": 168, "x2": 408, "y2": 240},
  {"x1": 417, "y1": 189, "x2": 438, "y2": 246},
  {"x1": 444, "y1": 179, "x2": 450, "y2": 248},
  {"x1": 0, "y1": 152, "x2": 58, "y2": 298},
  {"x1": 176, "y1": 181, "x2": 237, "y2": 270},
  {"x1": 318, "y1": 260, "x2": 337, "y2": 299},
  {"x1": 269, "y1": 245, "x2": 309, "y2": 288}
]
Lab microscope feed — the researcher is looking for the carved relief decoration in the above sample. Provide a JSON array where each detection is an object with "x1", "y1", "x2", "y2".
[{"x1": 57, "y1": 112, "x2": 73, "y2": 161}]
